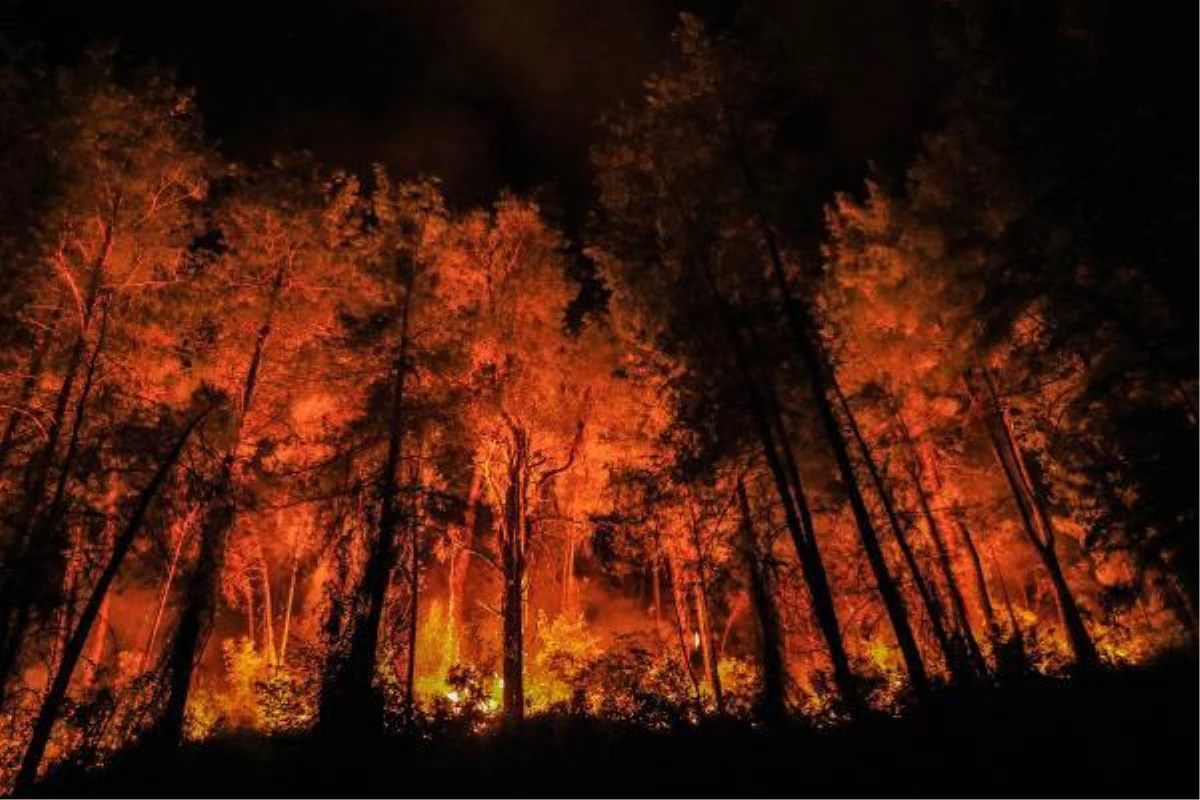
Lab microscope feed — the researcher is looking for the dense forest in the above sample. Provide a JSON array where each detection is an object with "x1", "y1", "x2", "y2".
[{"x1": 0, "y1": 0, "x2": 1195, "y2": 795}]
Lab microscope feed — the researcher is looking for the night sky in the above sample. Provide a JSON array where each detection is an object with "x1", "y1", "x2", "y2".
[{"x1": 7, "y1": 0, "x2": 932, "y2": 216}]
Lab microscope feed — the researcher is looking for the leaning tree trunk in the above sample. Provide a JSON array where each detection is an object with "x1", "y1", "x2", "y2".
[
  {"x1": 0, "y1": 279, "x2": 108, "y2": 705},
  {"x1": 155, "y1": 460, "x2": 235, "y2": 747},
  {"x1": 830, "y1": 375, "x2": 970, "y2": 683},
  {"x1": 692, "y1": 251, "x2": 860, "y2": 711},
  {"x1": 954, "y1": 513, "x2": 1001, "y2": 645},
  {"x1": 736, "y1": 479, "x2": 787, "y2": 725},
  {"x1": 321, "y1": 258, "x2": 416, "y2": 733},
  {"x1": 14, "y1": 409, "x2": 207, "y2": 793},
  {"x1": 970, "y1": 367, "x2": 1098, "y2": 671},
  {"x1": 142, "y1": 509, "x2": 195, "y2": 673},
  {"x1": 725, "y1": 117, "x2": 930, "y2": 699},
  {"x1": 155, "y1": 264, "x2": 284, "y2": 747},
  {"x1": 906, "y1": 431, "x2": 988, "y2": 674}
]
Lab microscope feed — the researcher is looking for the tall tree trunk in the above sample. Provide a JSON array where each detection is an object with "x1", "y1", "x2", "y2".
[
  {"x1": 788, "y1": 317, "x2": 930, "y2": 700},
  {"x1": 14, "y1": 409, "x2": 206, "y2": 793},
  {"x1": 403, "y1": 440, "x2": 425, "y2": 721},
  {"x1": 666, "y1": 548, "x2": 703, "y2": 712},
  {"x1": 736, "y1": 479, "x2": 786, "y2": 724},
  {"x1": 279, "y1": 521, "x2": 301, "y2": 668},
  {"x1": 684, "y1": 496, "x2": 724, "y2": 713},
  {"x1": 445, "y1": 465, "x2": 480, "y2": 672},
  {"x1": 500, "y1": 424, "x2": 529, "y2": 723},
  {"x1": 725, "y1": 115, "x2": 929, "y2": 699},
  {"x1": 0, "y1": 273, "x2": 108, "y2": 703},
  {"x1": 155, "y1": 461, "x2": 234, "y2": 747},
  {"x1": 693, "y1": 582, "x2": 723, "y2": 713},
  {"x1": 650, "y1": 556, "x2": 663, "y2": 640},
  {"x1": 253, "y1": 531, "x2": 277, "y2": 666},
  {"x1": 692, "y1": 252, "x2": 860, "y2": 710},
  {"x1": 905, "y1": 430, "x2": 988, "y2": 674},
  {"x1": 954, "y1": 514, "x2": 1000, "y2": 644},
  {"x1": 155, "y1": 264, "x2": 283, "y2": 747},
  {"x1": 245, "y1": 585, "x2": 256, "y2": 647},
  {"x1": 830, "y1": 375, "x2": 968, "y2": 683},
  {"x1": 41, "y1": 299, "x2": 111, "y2": 549},
  {"x1": 323, "y1": 259, "x2": 415, "y2": 733},
  {"x1": 970, "y1": 367, "x2": 1098, "y2": 671},
  {"x1": 561, "y1": 531, "x2": 577, "y2": 615},
  {"x1": 142, "y1": 510, "x2": 194, "y2": 672}
]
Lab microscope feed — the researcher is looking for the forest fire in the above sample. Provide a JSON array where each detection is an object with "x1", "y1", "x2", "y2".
[{"x1": 0, "y1": 0, "x2": 1194, "y2": 797}]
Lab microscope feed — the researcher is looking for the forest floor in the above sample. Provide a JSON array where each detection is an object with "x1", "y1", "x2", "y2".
[{"x1": 32, "y1": 653, "x2": 1198, "y2": 798}]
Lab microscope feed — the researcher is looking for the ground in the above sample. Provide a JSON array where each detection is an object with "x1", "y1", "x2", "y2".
[{"x1": 32, "y1": 654, "x2": 1199, "y2": 798}]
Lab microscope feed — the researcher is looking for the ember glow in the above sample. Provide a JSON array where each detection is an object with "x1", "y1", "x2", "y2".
[{"x1": 0, "y1": 1, "x2": 1194, "y2": 796}]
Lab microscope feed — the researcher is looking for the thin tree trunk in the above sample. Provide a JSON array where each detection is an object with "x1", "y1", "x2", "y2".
[
  {"x1": 666, "y1": 548, "x2": 703, "y2": 712},
  {"x1": 445, "y1": 465, "x2": 480, "y2": 672},
  {"x1": 14, "y1": 408, "x2": 206, "y2": 792},
  {"x1": 256, "y1": 534, "x2": 277, "y2": 666},
  {"x1": 279, "y1": 521, "x2": 301, "y2": 668},
  {"x1": 692, "y1": 251, "x2": 860, "y2": 710},
  {"x1": 736, "y1": 479, "x2": 786, "y2": 724},
  {"x1": 954, "y1": 514, "x2": 1001, "y2": 645},
  {"x1": 905, "y1": 432, "x2": 988, "y2": 673},
  {"x1": 156, "y1": 263, "x2": 283, "y2": 747},
  {"x1": 155, "y1": 462, "x2": 234, "y2": 746},
  {"x1": 41, "y1": 299, "x2": 111, "y2": 548},
  {"x1": 693, "y1": 582, "x2": 723, "y2": 713},
  {"x1": 404, "y1": 441, "x2": 425, "y2": 720},
  {"x1": 142, "y1": 511, "x2": 194, "y2": 673},
  {"x1": 684, "y1": 497, "x2": 723, "y2": 713},
  {"x1": 0, "y1": 273, "x2": 108, "y2": 703},
  {"x1": 561, "y1": 531, "x2": 577, "y2": 615},
  {"x1": 791, "y1": 327, "x2": 931, "y2": 699},
  {"x1": 245, "y1": 585, "x2": 256, "y2": 646},
  {"x1": 725, "y1": 115, "x2": 929, "y2": 699},
  {"x1": 650, "y1": 556, "x2": 663, "y2": 640},
  {"x1": 831, "y1": 375, "x2": 968, "y2": 683}
]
